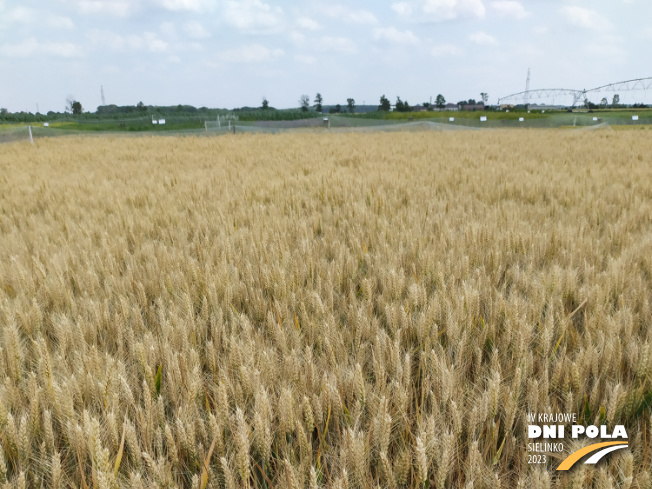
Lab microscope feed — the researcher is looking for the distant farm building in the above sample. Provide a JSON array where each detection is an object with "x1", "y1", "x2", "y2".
[{"x1": 461, "y1": 103, "x2": 485, "y2": 111}]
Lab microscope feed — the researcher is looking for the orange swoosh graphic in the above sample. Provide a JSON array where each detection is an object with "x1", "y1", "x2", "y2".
[{"x1": 557, "y1": 442, "x2": 628, "y2": 471}]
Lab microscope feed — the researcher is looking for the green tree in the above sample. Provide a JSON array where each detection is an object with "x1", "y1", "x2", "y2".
[
  {"x1": 314, "y1": 93, "x2": 323, "y2": 112},
  {"x1": 71, "y1": 101, "x2": 83, "y2": 115},
  {"x1": 612, "y1": 94, "x2": 620, "y2": 107},
  {"x1": 395, "y1": 97, "x2": 411, "y2": 112},
  {"x1": 137, "y1": 101, "x2": 147, "y2": 113},
  {"x1": 329, "y1": 104, "x2": 341, "y2": 114},
  {"x1": 378, "y1": 95, "x2": 391, "y2": 111},
  {"x1": 299, "y1": 94, "x2": 310, "y2": 112},
  {"x1": 346, "y1": 98, "x2": 355, "y2": 113},
  {"x1": 435, "y1": 94, "x2": 446, "y2": 109},
  {"x1": 600, "y1": 97, "x2": 608, "y2": 108},
  {"x1": 262, "y1": 97, "x2": 269, "y2": 109},
  {"x1": 480, "y1": 92, "x2": 489, "y2": 105}
]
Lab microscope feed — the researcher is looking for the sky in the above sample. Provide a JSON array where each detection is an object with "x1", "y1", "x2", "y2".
[{"x1": 1, "y1": 0, "x2": 651, "y2": 113}]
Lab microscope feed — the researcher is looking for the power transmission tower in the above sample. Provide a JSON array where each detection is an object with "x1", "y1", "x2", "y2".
[{"x1": 101, "y1": 85, "x2": 106, "y2": 106}]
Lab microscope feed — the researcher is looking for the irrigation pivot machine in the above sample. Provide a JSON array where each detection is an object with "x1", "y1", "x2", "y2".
[{"x1": 498, "y1": 77, "x2": 652, "y2": 107}]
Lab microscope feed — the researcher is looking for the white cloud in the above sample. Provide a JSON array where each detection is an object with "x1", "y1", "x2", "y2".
[
  {"x1": 313, "y1": 36, "x2": 357, "y2": 54},
  {"x1": 289, "y1": 31, "x2": 305, "y2": 44},
  {"x1": 345, "y1": 10, "x2": 377, "y2": 24},
  {"x1": 373, "y1": 27, "x2": 419, "y2": 45},
  {"x1": 160, "y1": 22, "x2": 177, "y2": 38},
  {"x1": 490, "y1": 1, "x2": 528, "y2": 19},
  {"x1": 77, "y1": 0, "x2": 215, "y2": 15},
  {"x1": 513, "y1": 43, "x2": 543, "y2": 58},
  {"x1": 46, "y1": 42, "x2": 84, "y2": 57},
  {"x1": 469, "y1": 31, "x2": 498, "y2": 45},
  {"x1": 143, "y1": 32, "x2": 168, "y2": 52},
  {"x1": 1, "y1": 38, "x2": 84, "y2": 58},
  {"x1": 584, "y1": 42, "x2": 626, "y2": 58},
  {"x1": 296, "y1": 17, "x2": 321, "y2": 31},
  {"x1": 319, "y1": 4, "x2": 378, "y2": 24},
  {"x1": 393, "y1": 0, "x2": 485, "y2": 21},
  {"x1": 431, "y1": 43, "x2": 463, "y2": 56},
  {"x1": 184, "y1": 21, "x2": 211, "y2": 39},
  {"x1": 87, "y1": 30, "x2": 168, "y2": 53},
  {"x1": 1, "y1": 38, "x2": 40, "y2": 57},
  {"x1": 102, "y1": 65, "x2": 120, "y2": 73},
  {"x1": 217, "y1": 43, "x2": 284, "y2": 63},
  {"x1": 5, "y1": 7, "x2": 35, "y2": 23},
  {"x1": 87, "y1": 30, "x2": 121, "y2": 50},
  {"x1": 1, "y1": 7, "x2": 74, "y2": 29},
  {"x1": 153, "y1": 0, "x2": 215, "y2": 12},
  {"x1": 78, "y1": 1, "x2": 133, "y2": 17},
  {"x1": 290, "y1": 33, "x2": 357, "y2": 54},
  {"x1": 391, "y1": 2, "x2": 413, "y2": 16},
  {"x1": 294, "y1": 54, "x2": 317, "y2": 64},
  {"x1": 48, "y1": 15, "x2": 75, "y2": 30},
  {"x1": 559, "y1": 6, "x2": 609, "y2": 30},
  {"x1": 222, "y1": 0, "x2": 284, "y2": 33}
]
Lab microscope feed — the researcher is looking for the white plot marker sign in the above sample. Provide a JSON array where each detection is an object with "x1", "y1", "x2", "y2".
[
  {"x1": 159, "y1": 119, "x2": 166, "y2": 125},
  {"x1": 449, "y1": 117, "x2": 455, "y2": 122},
  {"x1": 519, "y1": 117, "x2": 524, "y2": 122},
  {"x1": 593, "y1": 117, "x2": 598, "y2": 121},
  {"x1": 480, "y1": 116, "x2": 487, "y2": 122},
  {"x1": 152, "y1": 120, "x2": 158, "y2": 124},
  {"x1": 632, "y1": 115, "x2": 639, "y2": 121}
]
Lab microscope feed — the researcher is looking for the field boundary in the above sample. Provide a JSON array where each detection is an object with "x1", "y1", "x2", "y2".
[{"x1": 2, "y1": 115, "x2": 650, "y2": 145}]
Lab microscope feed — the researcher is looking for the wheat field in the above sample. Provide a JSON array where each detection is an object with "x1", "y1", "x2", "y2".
[{"x1": 0, "y1": 131, "x2": 651, "y2": 488}]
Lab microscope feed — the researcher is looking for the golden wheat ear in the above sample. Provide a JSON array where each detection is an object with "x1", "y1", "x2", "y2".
[
  {"x1": 113, "y1": 413, "x2": 127, "y2": 477},
  {"x1": 221, "y1": 457, "x2": 236, "y2": 489},
  {"x1": 77, "y1": 448, "x2": 89, "y2": 489},
  {"x1": 199, "y1": 431, "x2": 219, "y2": 489}
]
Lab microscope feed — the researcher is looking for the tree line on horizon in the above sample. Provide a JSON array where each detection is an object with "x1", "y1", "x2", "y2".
[
  {"x1": 2, "y1": 91, "x2": 648, "y2": 123},
  {"x1": 296, "y1": 93, "x2": 491, "y2": 114},
  {"x1": 1, "y1": 91, "x2": 490, "y2": 120}
]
